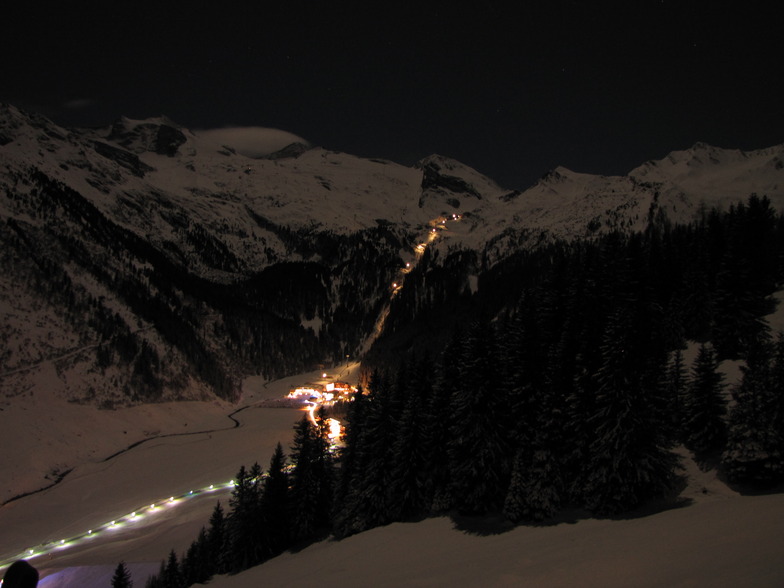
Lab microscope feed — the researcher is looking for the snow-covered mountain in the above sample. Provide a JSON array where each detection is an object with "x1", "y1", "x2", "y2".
[{"x1": 1, "y1": 103, "x2": 782, "y2": 405}]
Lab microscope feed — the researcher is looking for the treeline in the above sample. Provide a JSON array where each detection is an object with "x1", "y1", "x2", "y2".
[
  {"x1": 348, "y1": 194, "x2": 784, "y2": 523},
  {"x1": 371, "y1": 193, "x2": 784, "y2": 369}
]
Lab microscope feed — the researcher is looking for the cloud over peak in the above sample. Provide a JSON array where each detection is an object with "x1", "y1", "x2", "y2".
[{"x1": 197, "y1": 127, "x2": 310, "y2": 158}]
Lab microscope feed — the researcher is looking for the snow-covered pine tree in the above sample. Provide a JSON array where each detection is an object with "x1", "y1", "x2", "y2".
[
  {"x1": 503, "y1": 443, "x2": 562, "y2": 523},
  {"x1": 665, "y1": 347, "x2": 688, "y2": 441},
  {"x1": 387, "y1": 355, "x2": 431, "y2": 521},
  {"x1": 338, "y1": 371, "x2": 395, "y2": 534},
  {"x1": 684, "y1": 343, "x2": 727, "y2": 456},
  {"x1": 421, "y1": 331, "x2": 462, "y2": 513},
  {"x1": 723, "y1": 337, "x2": 784, "y2": 484},
  {"x1": 448, "y1": 318, "x2": 511, "y2": 514},
  {"x1": 582, "y1": 308, "x2": 680, "y2": 515}
]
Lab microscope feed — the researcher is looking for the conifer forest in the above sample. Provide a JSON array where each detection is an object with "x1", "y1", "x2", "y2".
[{"x1": 143, "y1": 195, "x2": 784, "y2": 587}]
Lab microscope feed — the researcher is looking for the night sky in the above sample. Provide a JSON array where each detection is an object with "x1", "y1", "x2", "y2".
[{"x1": 3, "y1": 2, "x2": 782, "y2": 189}]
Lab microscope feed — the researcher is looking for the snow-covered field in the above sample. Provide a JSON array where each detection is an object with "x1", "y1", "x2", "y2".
[
  {"x1": 0, "y1": 364, "x2": 359, "y2": 587},
  {"x1": 201, "y1": 490, "x2": 784, "y2": 588}
]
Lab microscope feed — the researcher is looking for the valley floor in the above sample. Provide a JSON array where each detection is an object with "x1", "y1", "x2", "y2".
[
  {"x1": 2, "y1": 360, "x2": 783, "y2": 587},
  {"x1": 0, "y1": 365, "x2": 358, "y2": 587}
]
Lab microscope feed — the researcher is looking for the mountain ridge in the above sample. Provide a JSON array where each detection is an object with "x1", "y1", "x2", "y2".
[{"x1": 1, "y1": 103, "x2": 783, "y2": 406}]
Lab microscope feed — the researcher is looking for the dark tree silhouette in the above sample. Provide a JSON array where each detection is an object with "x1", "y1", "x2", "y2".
[
  {"x1": 723, "y1": 337, "x2": 784, "y2": 484},
  {"x1": 448, "y1": 318, "x2": 510, "y2": 514},
  {"x1": 111, "y1": 561, "x2": 133, "y2": 588},
  {"x1": 289, "y1": 412, "x2": 333, "y2": 542},
  {"x1": 260, "y1": 442, "x2": 291, "y2": 556},
  {"x1": 684, "y1": 344, "x2": 727, "y2": 456}
]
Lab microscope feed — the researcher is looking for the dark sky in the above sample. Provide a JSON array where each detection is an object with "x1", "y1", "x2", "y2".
[{"x1": 3, "y1": 2, "x2": 782, "y2": 189}]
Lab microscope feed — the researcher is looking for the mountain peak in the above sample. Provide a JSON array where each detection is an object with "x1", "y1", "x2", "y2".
[
  {"x1": 107, "y1": 115, "x2": 187, "y2": 156},
  {"x1": 414, "y1": 153, "x2": 464, "y2": 172},
  {"x1": 538, "y1": 166, "x2": 577, "y2": 182},
  {"x1": 262, "y1": 141, "x2": 311, "y2": 160}
]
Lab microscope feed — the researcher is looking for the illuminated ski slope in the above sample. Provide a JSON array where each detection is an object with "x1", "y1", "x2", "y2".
[
  {"x1": 0, "y1": 480, "x2": 234, "y2": 570},
  {"x1": 0, "y1": 365, "x2": 360, "y2": 586}
]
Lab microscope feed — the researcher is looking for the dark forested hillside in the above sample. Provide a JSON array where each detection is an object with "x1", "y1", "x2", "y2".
[
  {"x1": 1, "y1": 168, "x2": 407, "y2": 403},
  {"x1": 358, "y1": 194, "x2": 784, "y2": 521}
]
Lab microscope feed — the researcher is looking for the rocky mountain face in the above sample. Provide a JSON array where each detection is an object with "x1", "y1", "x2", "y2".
[{"x1": 1, "y1": 103, "x2": 782, "y2": 405}]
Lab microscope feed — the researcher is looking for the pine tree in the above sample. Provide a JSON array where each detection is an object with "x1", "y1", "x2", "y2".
[
  {"x1": 582, "y1": 308, "x2": 680, "y2": 515},
  {"x1": 289, "y1": 412, "x2": 333, "y2": 542},
  {"x1": 181, "y1": 527, "x2": 210, "y2": 587},
  {"x1": 111, "y1": 561, "x2": 133, "y2": 588},
  {"x1": 332, "y1": 386, "x2": 367, "y2": 536},
  {"x1": 387, "y1": 355, "x2": 431, "y2": 521},
  {"x1": 500, "y1": 298, "x2": 547, "y2": 446},
  {"x1": 260, "y1": 442, "x2": 291, "y2": 556},
  {"x1": 772, "y1": 333, "x2": 784, "y2": 462},
  {"x1": 684, "y1": 343, "x2": 727, "y2": 456},
  {"x1": 225, "y1": 462, "x2": 265, "y2": 572},
  {"x1": 723, "y1": 337, "x2": 784, "y2": 484},
  {"x1": 503, "y1": 444, "x2": 562, "y2": 523},
  {"x1": 161, "y1": 550, "x2": 182, "y2": 588},
  {"x1": 145, "y1": 561, "x2": 165, "y2": 588},
  {"x1": 665, "y1": 347, "x2": 688, "y2": 440},
  {"x1": 422, "y1": 331, "x2": 461, "y2": 512},
  {"x1": 206, "y1": 501, "x2": 227, "y2": 576},
  {"x1": 339, "y1": 371, "x2": 395, "y2": 534},
  {"x1": 448, "y1": 318, "x2": 511, "y2": 514}
]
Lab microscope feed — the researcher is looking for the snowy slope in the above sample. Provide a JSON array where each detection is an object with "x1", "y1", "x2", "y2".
[
  {"x1": 3, "y1": 104, "x2": 783, "y2": 261},
  {"x1": 196, "y1": 492, "x2": 784, "y2": 588},
  {"x1": 3, "y1": 105, "x2": 783, "y2": 403},
  {"x1": 0, "y1": 365, "x2": 360, "y2": 587}
]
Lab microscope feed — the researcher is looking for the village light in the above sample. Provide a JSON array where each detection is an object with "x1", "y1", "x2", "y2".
[{"x1": 328, "y1": 418, "x2": 341, "y2": 439}]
